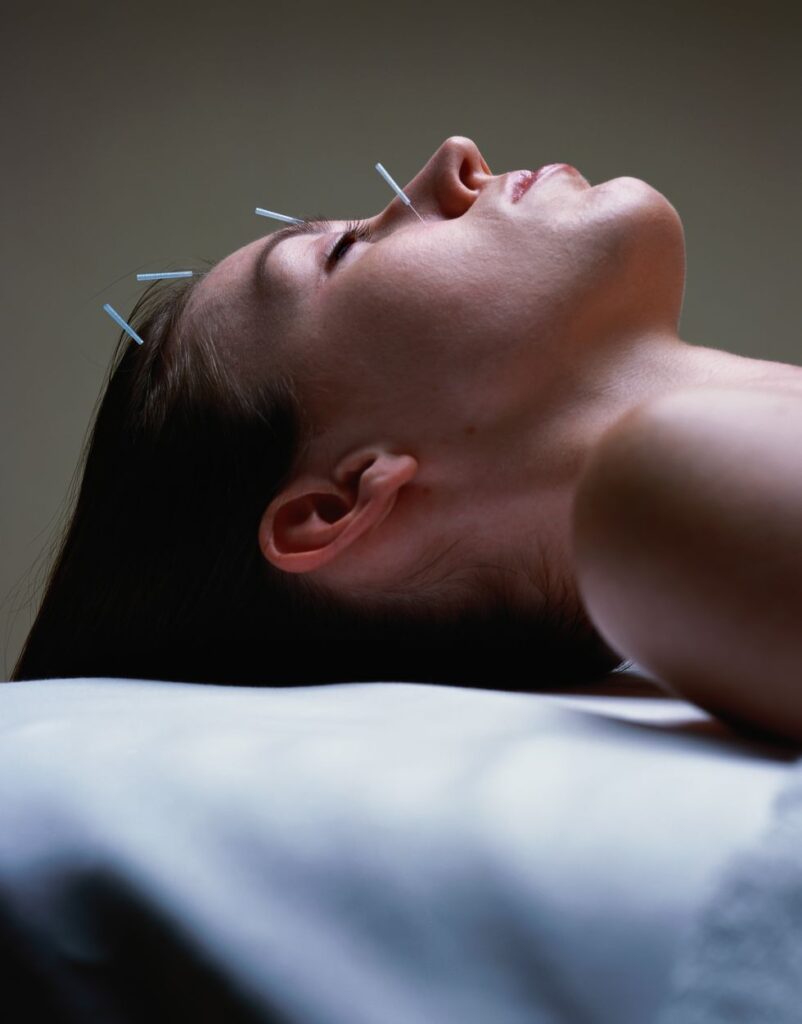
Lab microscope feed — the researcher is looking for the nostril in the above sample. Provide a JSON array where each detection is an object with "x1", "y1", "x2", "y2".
[
  {"x1": 449, "y1": 136, "x2": 492, "y2": 176},
  {"x1": 459, "y1": 156, "x2": 491, "y2": 193}
]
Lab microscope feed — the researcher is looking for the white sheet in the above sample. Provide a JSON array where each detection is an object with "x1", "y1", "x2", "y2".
[{"x1": 0, "y1": 672, "x2": 797, "y2": 1023}]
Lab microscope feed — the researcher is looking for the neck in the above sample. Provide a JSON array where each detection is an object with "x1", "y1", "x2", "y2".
[
  {"x1": 530, "y1": 327, "x2": 802, "y2": 551},
  {"x1": 574, "y1": 328, "x2": 802, "y2": 462},
  {"x1": 535, "y1": 329, "x2": 802, "y2": 620}
]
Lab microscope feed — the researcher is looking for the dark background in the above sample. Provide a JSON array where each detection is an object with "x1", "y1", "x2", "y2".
[{"x1": 2, "y1": 0, "x2": 799, "y2": 675}]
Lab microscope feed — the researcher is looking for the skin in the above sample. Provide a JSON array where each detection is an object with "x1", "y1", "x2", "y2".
[
  {"x1": 187, "y1": 136, "x2": 802, "y2": 732},
  {"x1": 574, "y1": 387, "x2": 802, "y2": 742}
]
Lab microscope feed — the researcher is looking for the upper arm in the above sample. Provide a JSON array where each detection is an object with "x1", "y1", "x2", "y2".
[{"x1": 572, "y1": 386, "x2": 802, "y2": 743}]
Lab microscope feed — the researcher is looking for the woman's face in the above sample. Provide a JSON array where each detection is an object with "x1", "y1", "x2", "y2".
[
  {"x1": 195, "y1": 135, "x2": 685, "y2": 470},
  {"x1": 190, "y1": 136, "x2": 686, "y2": 596}
]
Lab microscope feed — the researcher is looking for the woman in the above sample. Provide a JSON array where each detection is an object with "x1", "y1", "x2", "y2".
[{"x1": 12, "y1": 137, "x2": 802, "y2": 741}]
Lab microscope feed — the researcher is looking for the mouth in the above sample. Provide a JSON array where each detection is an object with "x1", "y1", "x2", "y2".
[{"x1": 510, "y1": 164, "x2": 587, "y2": 202}]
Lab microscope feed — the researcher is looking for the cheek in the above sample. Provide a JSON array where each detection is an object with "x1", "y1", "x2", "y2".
[
  {"x1": 357, "y1": 242, "x2": 563, "y2": 361},
  {"x1": 329, "y1": 249, "x2": 495, "y2": 355},
  {"x1": 308, "y1": 258, "x2": 519, "y2": 424}
]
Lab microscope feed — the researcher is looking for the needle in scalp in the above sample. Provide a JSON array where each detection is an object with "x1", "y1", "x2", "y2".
[
  {"x1": 375, "y1": 162, "x2": 425, "y2": 221},
  {"x1": 136, "y1": 270, "x2": 194, "y2": 281},
  {"x1": 103, "y1": 303, "x2": 145, "y2": 346}
]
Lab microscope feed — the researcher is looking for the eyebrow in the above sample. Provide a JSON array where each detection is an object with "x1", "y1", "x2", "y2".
[{"x1": 253, "y1": 217, "x2": 335, "y2": 295}]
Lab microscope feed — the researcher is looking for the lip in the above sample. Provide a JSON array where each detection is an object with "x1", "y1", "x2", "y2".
[{"x1": 509, "y1": 164, "x2": 584, "y2": 202}]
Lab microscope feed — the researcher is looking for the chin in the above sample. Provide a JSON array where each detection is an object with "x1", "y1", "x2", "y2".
[
  {"x1": 610, "y1": 176, "x2": 685, "y2": 283},
  {"x1": 605, "y1": 175, "x2": 685, "y2": 241},
  {"x1": 578, "y1": 177, "x2": 686, "y2": 334}
]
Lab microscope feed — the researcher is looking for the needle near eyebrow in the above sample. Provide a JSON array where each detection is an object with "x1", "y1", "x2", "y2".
[{"x1": 254, "y1": 207, "x2": 304, "y2": 224}]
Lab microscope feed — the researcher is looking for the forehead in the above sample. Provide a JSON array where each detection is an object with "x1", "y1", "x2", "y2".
[
  {"x1": 196, "y1": 224, "x2": 335, "y2": 314},
  {"x1": 202, "y1": 236, "x2": 266, "y2": 301},
  {"x1": 181, "y1": 238, "x2": 278, "y2": 371},
  {"x1": 187, "y1": 235, "x2": 281, "y2": 335},
  {"x1": 186, "y1": 230, "x2": 327, "y2": 373}
]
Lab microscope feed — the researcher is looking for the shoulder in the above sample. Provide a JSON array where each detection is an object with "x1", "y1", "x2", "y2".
[
  {"x1": 571, "y1": 385, "x2": 802, "y2": 741},
  {"x1": 583, "y1": 385, "x2": 802, "y2": 503},
  {"x1": 573, "y1": 382, "x2": 802, "y2": 597},
  {"x1": 627, "y1": 382, "x2": 802, "y2": 432}
]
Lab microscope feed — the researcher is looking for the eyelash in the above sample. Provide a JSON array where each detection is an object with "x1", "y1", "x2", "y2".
[{"x1": 325, "y1": 220, "x2": 374, "y2": 267}]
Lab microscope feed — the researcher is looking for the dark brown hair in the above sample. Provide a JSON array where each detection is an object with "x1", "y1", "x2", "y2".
[{"x1": 11, "y1": 277, "x2": 624, "y2": 689}]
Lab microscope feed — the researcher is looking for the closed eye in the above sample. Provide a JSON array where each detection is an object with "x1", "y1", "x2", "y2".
[{"x1": 325, "y1": 220, "x2": 374, "y2": 268}]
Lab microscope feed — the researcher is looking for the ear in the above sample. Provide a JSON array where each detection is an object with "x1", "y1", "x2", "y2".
[{"x1": 258, "y1": 448, "x2": 419, "y2": 574}]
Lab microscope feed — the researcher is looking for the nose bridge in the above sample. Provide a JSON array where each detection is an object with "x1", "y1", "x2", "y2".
[{"x1": 375, "y1": 136, "x2": 492, "y2": 226}]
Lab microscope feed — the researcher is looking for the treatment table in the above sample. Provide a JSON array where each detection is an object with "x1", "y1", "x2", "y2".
[{"x1": 1, "y1": 665, "x2": 800, "y2": 1022}]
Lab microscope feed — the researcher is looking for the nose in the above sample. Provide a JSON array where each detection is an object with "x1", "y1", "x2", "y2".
[{"x1": 375, "y1": 136, "x2": 494, "y2": 225}]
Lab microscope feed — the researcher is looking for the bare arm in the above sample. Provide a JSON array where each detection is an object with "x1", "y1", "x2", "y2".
[{"x1": 572, "y1": 386, "x2": 802, "y2": 744}]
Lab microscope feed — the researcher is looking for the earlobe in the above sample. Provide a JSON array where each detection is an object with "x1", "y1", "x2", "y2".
[{"x1": 258, "y1": 449, "x2": 418, "y2": 574}]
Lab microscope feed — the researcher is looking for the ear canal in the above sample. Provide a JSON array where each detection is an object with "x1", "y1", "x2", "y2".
[{"x1": 317, "y1": 494, "x2": 349, "y2": 524}]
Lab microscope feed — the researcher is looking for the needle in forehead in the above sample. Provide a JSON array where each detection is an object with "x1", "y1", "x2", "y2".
[{"x1": 375, "y1": 163, "x2": 425, "y2": 222}]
